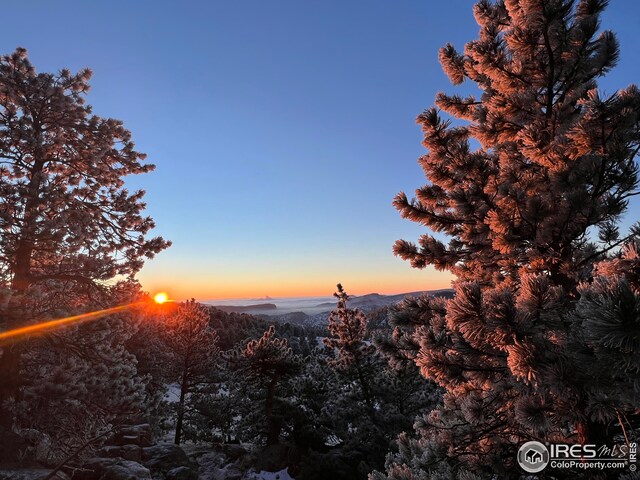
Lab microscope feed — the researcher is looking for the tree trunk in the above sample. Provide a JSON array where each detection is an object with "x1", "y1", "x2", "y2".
[
  {"x1": 0, "y1": 154, "x2": 45, "y2": 429},
  {"x1": 0, "y1": 345, "x2": 21, "y2": 429},
  {"x1": 576, "y1": 418, "x2": 610, "y2": 446},
  {"x1": 355, "y1": 361, "x2": 372, "y2": 408},
  {"x1": 354, "y1": 355, "x2": 379, "y2": 425},
  {"x1": 0, "y1": 253, "x2": 34, "y2": 429},
  {"x1": 265, "y1": 376, "x2": 279, "y2": 446},
  {"x1": 174, "y1": 371, "x2": 189, "y2": 445}
]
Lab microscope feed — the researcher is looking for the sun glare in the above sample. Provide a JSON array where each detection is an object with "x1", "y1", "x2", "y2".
[{"x1": 154, "y1": 292, "x2": 169, "y2": 304}]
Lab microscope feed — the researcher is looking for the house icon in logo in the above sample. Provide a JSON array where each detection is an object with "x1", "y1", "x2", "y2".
[
  {"x1": 525, "y1": 449, "x2": 543, "y2": 464},
  {"x1": 518, "y1": 441, "x2": 550, "y2": 473}
]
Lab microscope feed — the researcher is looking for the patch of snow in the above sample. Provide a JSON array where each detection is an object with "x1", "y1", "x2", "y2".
[
  {"x1": 325, "y1": 433, "x2": 341, "y2": 447},
  {"x1": 164, "y1": 383, "x2": 181, "y2": 403},
  {"x1": 246, "y1": 468, "x2": 295, "y2": 480}
]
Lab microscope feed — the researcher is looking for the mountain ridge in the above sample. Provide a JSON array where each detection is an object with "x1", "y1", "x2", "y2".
[{"x1": 209, "y1": 289, "x2": 454, "y2": 319}]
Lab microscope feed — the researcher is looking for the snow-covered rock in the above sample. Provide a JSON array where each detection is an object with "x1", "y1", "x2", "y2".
[{"x1": 165, "y1": 466, "x2": 197, "y2": 480}]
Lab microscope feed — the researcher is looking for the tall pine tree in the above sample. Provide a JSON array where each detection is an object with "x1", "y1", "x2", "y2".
[
  {"x1": 0, "y1": 48, "x2": 169, "y2": 456},
  {"x1": 324, "y1": 285, "x2": 442, "y2": 480},
  {"x1": 374, "y1": 1, "x2": 640, "y2": 478},
  {"x1": 228, "y1": 325, "x2": 301, "y2": 447}
]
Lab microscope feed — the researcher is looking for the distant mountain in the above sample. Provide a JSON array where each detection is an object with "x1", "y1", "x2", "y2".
[
  {"x1": 314, "y1": 289, "x2": 454, "y2": 312},
  {"x1": 213, "y1": 303, "x2": 277, "y2": 313},
  {"x1": 255, "y1": 289, "x2": 454, "y2": 326},
  {"x1": 209, "y1": 289, "x2": 454, "y2": 319}
]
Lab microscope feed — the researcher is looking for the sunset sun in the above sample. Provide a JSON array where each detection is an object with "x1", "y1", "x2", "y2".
[{"x1": 153, "y1": 292, "x2": 169, "y2": 304}]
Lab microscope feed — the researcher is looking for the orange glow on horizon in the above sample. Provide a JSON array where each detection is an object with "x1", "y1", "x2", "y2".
[{"x1": 141, "y1": 276, "x2": 454, "y2": 302}]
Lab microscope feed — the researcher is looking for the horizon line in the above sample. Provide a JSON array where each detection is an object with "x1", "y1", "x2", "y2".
[{"x1": 194, "y1": 287, "x2": 455, "y2": 303}]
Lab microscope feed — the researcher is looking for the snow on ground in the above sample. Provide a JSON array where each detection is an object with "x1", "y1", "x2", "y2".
[
  {"x1": 246, "y1": 468, "x2": 294, "y2": 480},
  {"x1": 164, "y1": 383, "x2": 181, "y2": 403}
]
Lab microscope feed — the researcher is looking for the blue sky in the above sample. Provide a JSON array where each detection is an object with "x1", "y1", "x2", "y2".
[{"x1": 2, "y1": 1, "x2": 639, "y2": 299}]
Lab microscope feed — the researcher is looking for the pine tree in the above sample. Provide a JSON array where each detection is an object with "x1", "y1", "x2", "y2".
[
  {"x1": 323, "y1": 285, "x2": 442, "y2": 480},
  {"x1": 0, "y1": 48, "x2": 169, "y2": 450},
  {"x1": 289, "y1": 348, "x2": 338, "y2": 451},
  {"x1": 13, "y1": 280, "x2": 149, "y2": 464},
  {"x1": 374, "y1": 1, "x2": 640, "y2": 478},
  {"x1": 160, "y1": 299, "x2": 219, "y2": 445},
  {"x1": 0, "y1": 48, "x2": 168, "y2": 295},
  {"x1": 229, "y1": 325, "x2": 300, "y2": 446},
  {"x1": 324, "y1": 284, "x2": 376, "y2": 410}
]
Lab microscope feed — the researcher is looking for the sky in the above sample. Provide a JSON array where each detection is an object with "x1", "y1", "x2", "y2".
[{"x1": 2, "y1": 1, "x2": 639, "y2": 300}]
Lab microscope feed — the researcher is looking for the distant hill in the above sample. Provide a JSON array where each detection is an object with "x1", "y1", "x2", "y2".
[
  {"x1": 314, "y1": 289, "x2": 455, "y2": 311},
  {"x1": 213, "y1": 303, "x2": 277, "y2": 313},
  {"x1": 209, "y1": 289, "x2": 454, "y2": 320},
  {"x1": 256, "y1": 289, "x2": 455, "y2": 326}
]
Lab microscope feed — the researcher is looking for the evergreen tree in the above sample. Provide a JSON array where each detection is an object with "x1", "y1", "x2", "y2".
[
  {"x1": 228, "y1": 325, "x2": 301, "y2": 446},
  {"x1": 374, "y1": 1, "x2": 640, "y2": 478},
  {"x1": 324, "y1": 284, "x2": 376, "y2": 411},
  {"x1": 323, "y1": 285, "x2": 442, "y2": 480},
  {"x1": 11, "y1": 280, "x2": 149, "y2": 464},
  {"x1": 186, "y1": 376, "x2": 237, "y2": 443},
  {"x1": 125, "y1": 298, "x2": 174, "y2": 439},
  {"x1": 0, "y1": 47, "x2": 169, "y2": 455},
  {"x1": 160, "y1": 299, "x2": 219, "y2": 445},
  {"x1": 290, "y1": 347, "x2": 338, "y2": 450}
]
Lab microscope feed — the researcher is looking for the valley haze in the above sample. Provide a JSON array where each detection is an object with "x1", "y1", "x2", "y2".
[{"x1": 205, "y1": 289, "x2": 455, "y2": 316}]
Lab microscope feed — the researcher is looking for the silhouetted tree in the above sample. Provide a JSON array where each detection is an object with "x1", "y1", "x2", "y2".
[
  {"x1": 0, "y1": 47, "x2": 169, "y2": 456},
  {"x1": 15, "y1": 281, "x2": 149, "y2": 464},
  {"x1": 322, "y1": 285, "x2": 441, "y2": 480},
  {"x1": 161, "y1": 299, "x2": 219, "y2": 445},
  {"x1": 374, "y1": 1, "x2": 640, "y2": 478},
  {"x1": 229, "y1": 325, "x2": 301, "y2": 446}
]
